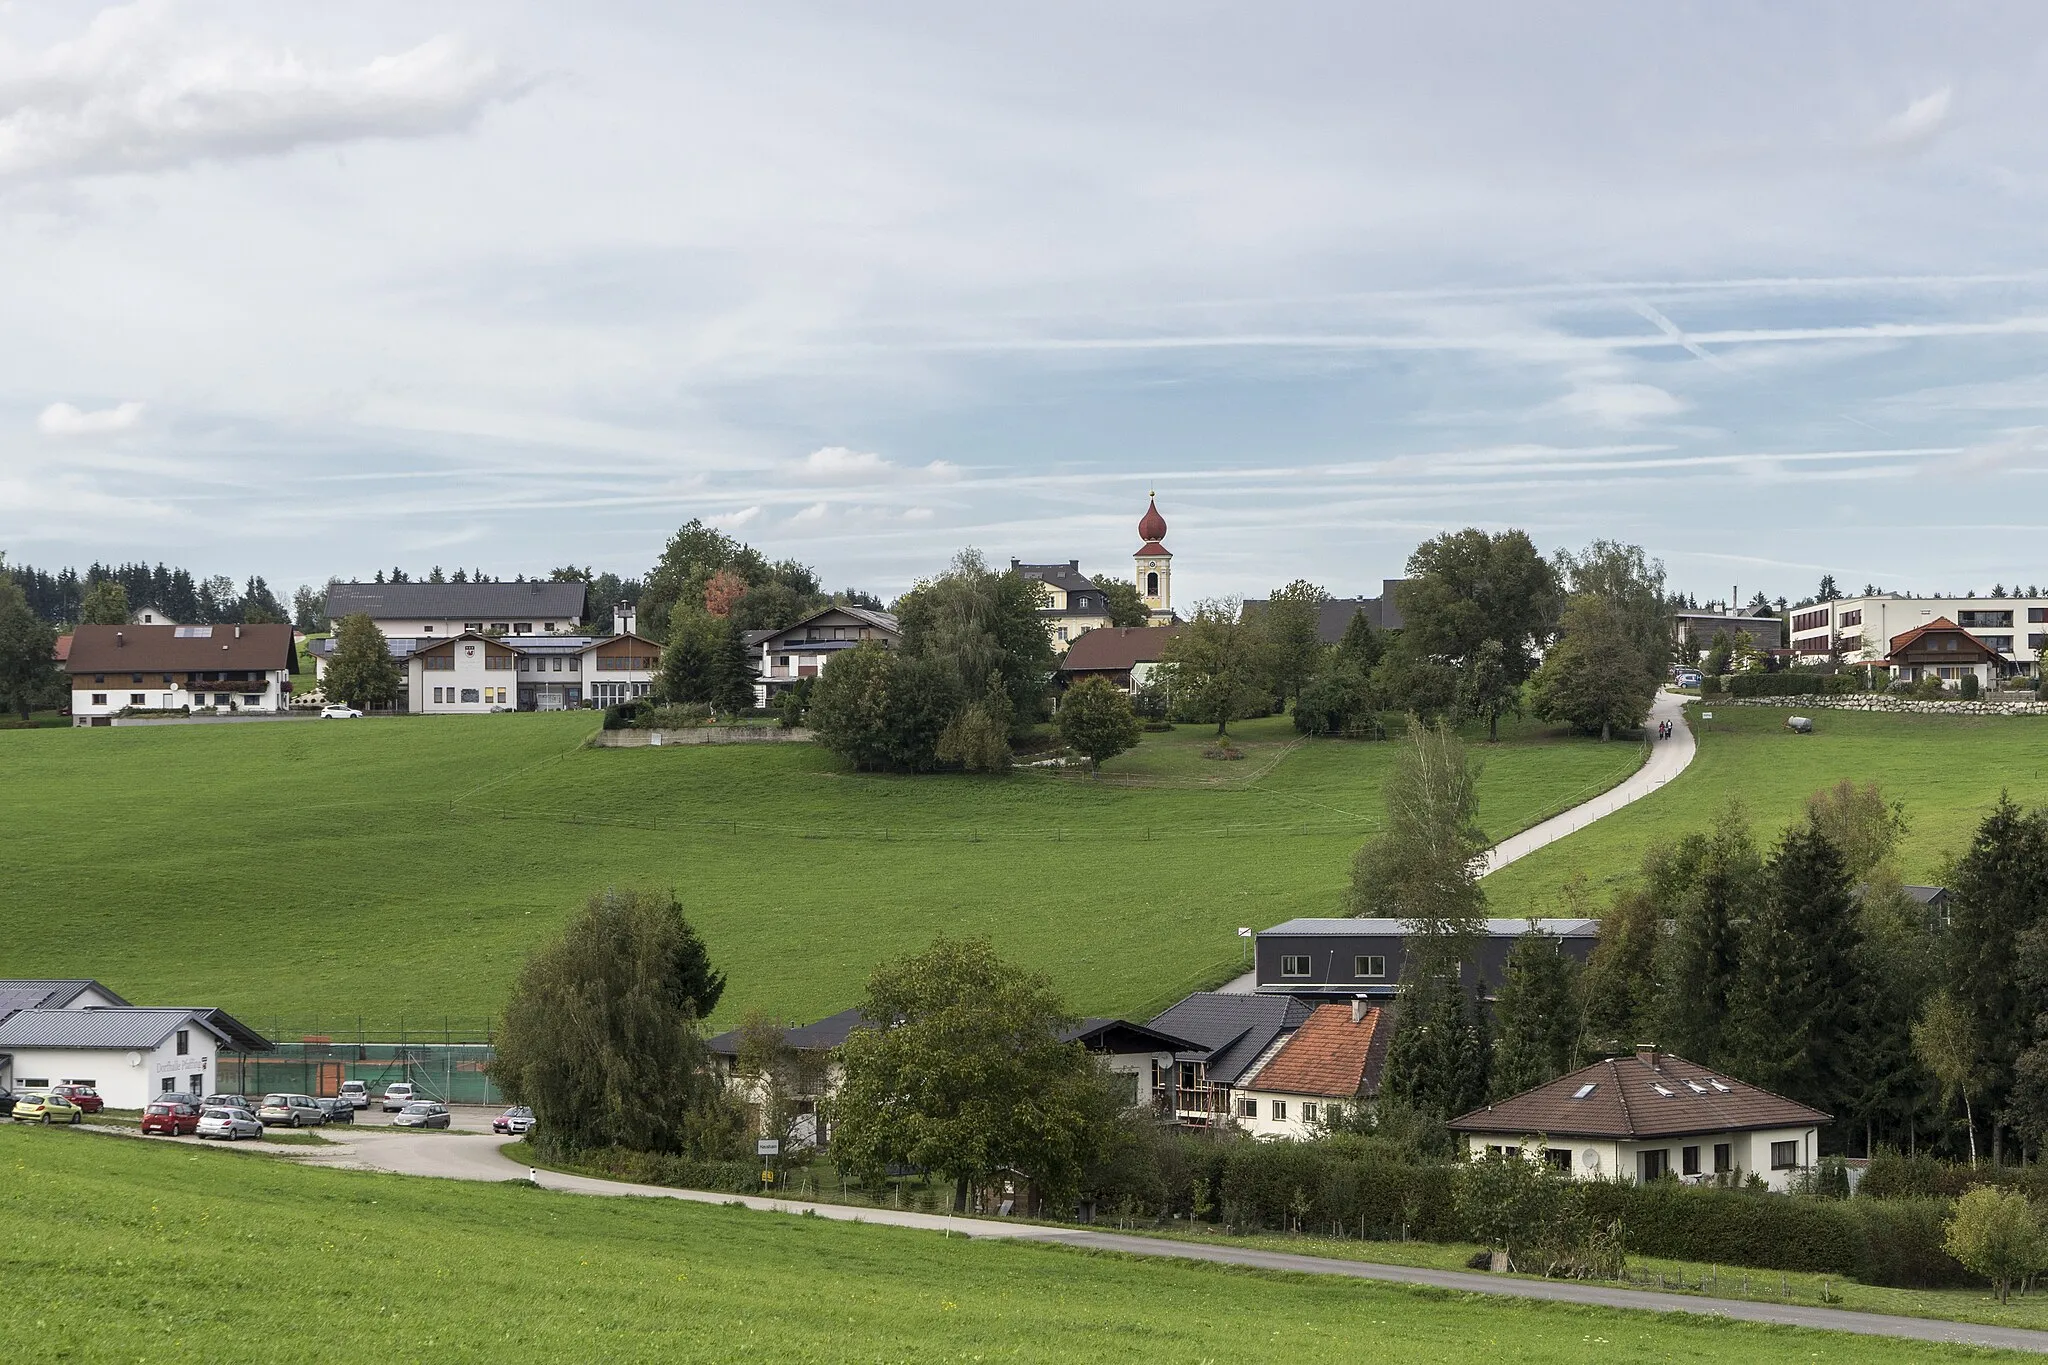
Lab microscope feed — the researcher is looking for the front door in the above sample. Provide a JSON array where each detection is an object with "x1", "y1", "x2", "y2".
[{"x1": 316, "y1": 1062, "x2": 344, "y2": 1098}]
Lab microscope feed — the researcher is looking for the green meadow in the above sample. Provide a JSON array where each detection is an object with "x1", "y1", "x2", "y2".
[
  {"x1": 0, "y1": 1126, "x2": 2012, "y2": 1363},
  {"x1": 0, "y1": 712, "x2": 1637, "y2": 1029},
  {"x1": 1485, "y1": 702, "x2": 2048, "y2": 916}
]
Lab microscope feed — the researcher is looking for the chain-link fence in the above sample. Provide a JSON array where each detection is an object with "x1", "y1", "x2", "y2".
[{"x1": 224, "y1": 1032, "x2": 502, "y2": 1106}]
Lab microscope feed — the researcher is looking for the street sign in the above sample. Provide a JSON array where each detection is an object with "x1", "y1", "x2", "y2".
[
  {"x1": 1702, "y1": 712, "x2": 1713, "y2": 721},
  {"x1": 761, "y1": 1169, "x2": 775, "y2": 1183},
  {"x1": 1237, "y1": 927, "x2": 1252, "y2": 938},
  {"x1": 756, "y1": 1138, "x2": 781, "y2": 1157}
]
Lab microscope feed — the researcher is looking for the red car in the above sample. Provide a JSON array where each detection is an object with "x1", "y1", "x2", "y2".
[
  {"x1": 51, "y1": 1085, "x2": 103, "y2": 1114},
  {"x1": 140, "y1": 1099, "x2": 200, "y2": 1135}
]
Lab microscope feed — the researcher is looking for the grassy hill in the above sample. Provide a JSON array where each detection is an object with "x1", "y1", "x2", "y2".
[
  {"x1": 1485, "y1": 702, "x2": 2048, "y2": 916},
  {"x1": 0, "y1": 712, "x2": 1638, "y2": 1030},
  {"x1": 0, "y1": 1126, "x2": 1992, "y2": 1362}
]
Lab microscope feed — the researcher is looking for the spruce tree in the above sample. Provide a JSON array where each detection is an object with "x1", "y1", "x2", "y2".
[
  {"x1": 1489, "y1": 924, "x2": 1580, "y2": 1099},
  {"x1": 705, "y1": 617, "x2": 755, "y2": 716},
  {"x1": 1574, "y1": 884, "x2": 1661, "y2": 1060},
  {"x1": 1943, "y1": 795, "x2": 2048, "y2": 1162},
  {"x1": 1655, "y1": 810, "x2": 1759, "y2": 1067},
  {"x1": 1725, "y1": 824, "x2": 1863, "y2": 1115},
  {"x1": 1382, "y1": 972, "x2": 1490, "y2": 1120}
]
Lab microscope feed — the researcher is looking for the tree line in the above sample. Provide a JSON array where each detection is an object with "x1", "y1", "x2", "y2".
[{"x1": 8, "y1": 558, "x2": 290, "y2": 629}]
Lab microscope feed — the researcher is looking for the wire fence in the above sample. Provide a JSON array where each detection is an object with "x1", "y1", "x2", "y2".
[{"x1": 225, "y1": 1040, "x2": 502, "y2": 1106}]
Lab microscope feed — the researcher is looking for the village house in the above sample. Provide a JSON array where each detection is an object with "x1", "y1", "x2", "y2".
[
  {"x1": 1054, "y1": 624, "x2": 1180, "y2": 694},
  {"x1": 1231, "y1": 1000, "x2": 1389, "y2": 1139},
  {"x1": 750, "y1": 605, "x2": 902, "y2": 704},
  {"x1": 323, "y1": 580, "x2": 589, "y2": 639},
  {"x1": 401, "y1": 618, "x2": 663, "y2": 714},
  {"x1": 1450, "y1": 1048, "x2": 1829, "y2": 1192},
  {"x1": 0, "y1": 980, "x2": 271, "y2": 1109},
  {"x1": 1251, "y1": 918, "x2": 1601, "y2": 1001},
  {"x1": 65, "y1": 623, "x2": 298, "y2": 725},
  {"x1": 1143, "y1": 992, "x2": 1314, "y2": 1127},
  {"x1": 1010, "y1": 560, "x2": 1118, "y2": 653},
  {"x1": 1877, "y1": 617, "x2": 2008, "y2": 688}
]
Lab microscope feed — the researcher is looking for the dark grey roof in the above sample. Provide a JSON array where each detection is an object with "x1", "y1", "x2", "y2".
[
  {"x1": 1240, "y1": 583, "x2": 1408, "y2": 642},
  {"x1": 706, "y1": 1007, "x2": 873, "y2": 1058},
  {"x1": 1011, "y1": 560, "x2": 1097, "y2": 596},
  {"x1": 1262, "y1": 917, "x2": 1600, "y2": 938},
  {"x1": 0, "y1": 980, "x2": 129, "y2": 1020},
  {"x1": 1146, "y1": 992, "x2": 1315, "y2": 1086},
  {"x1": 0, "y1": 1008, "x2": 231, "y2": 1050},
  {"x1": 1059, "y1": 1018, "x2": 1203, "y2": 1053},
  {"x1": 309, "y1": 636, "x2": 430, "y2": 660},
  {"x1": 1905, "y1": 885, "x2": 1949, "y2": 906},
  {"x1": 324, "y1": 581, "x2": 587, "y2": 622}
]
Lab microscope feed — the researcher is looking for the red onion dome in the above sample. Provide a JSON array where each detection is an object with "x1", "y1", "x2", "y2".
[{"x1": 1137, "y1": 495, "x2": 1167, "y2": 543}]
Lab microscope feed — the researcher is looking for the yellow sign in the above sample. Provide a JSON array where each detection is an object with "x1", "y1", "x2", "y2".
[{"x1": 762, "y1": 1170, "x2": 775, "y2": 1183}]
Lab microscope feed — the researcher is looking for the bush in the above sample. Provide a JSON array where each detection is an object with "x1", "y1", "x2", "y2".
[
  {"x1": 562, "y1": 1146, "x2": 761, "y2": 1193},
  {"x1": 1961, "y1": 674, "x2": 1981, "y2": 700},
  {"x1": 602, "y1": 700, "x2": 646, "y2": 730},
  {"x1": 1725, "y1": 673, "x2": 1859, "y2": 698},
  {"x1": 634, "y1": 702, "x2": 715, "y2": 729},
  {"x1": 1698, "y1": 675, "x2": 1722, "y2": 696}
]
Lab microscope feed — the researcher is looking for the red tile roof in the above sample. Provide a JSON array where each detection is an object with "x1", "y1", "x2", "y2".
[
  {"x1": 1056, "y1": 625, "x2": 1180, "y2": 673},
  {"x1": 1245, "y1": 1003, "x2": 1383, "y2": 1099},
  {"x1": 1451, "y1": 1051, "x2": 1829, "y2": 1139},
  {"x1": 53, "y1": 634, "x2": 71, "y2": 663},
  {"x1": 1884, "y1": 617, "x2": 1999, "y2": 662}
]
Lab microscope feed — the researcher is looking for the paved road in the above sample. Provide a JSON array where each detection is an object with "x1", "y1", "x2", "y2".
[
  {"x1": 1476, "y1": 687, "x2": 1695, "y2": 876},
  {"x1": 301, "y1": 1129, "x2": 2048, "y2": 1355},
  {"x1": 1220, "y1": 690, "x2": 1698, "y2": 992}
]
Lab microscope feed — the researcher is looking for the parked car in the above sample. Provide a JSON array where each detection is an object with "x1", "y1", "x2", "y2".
[
  {"x1": 13, "y1": 1092, "x2": 84, "y2": 1125},
  {"x1": 196, "y1": 1106, "x2": 264, "y2": 1141},
  {"x1": 316, "y1": 1097, "x2": 356, "y2": 1125},
  {"x1": 0, "y1": 1089, "x2": 14, "y2": 1119},
  {"x1": 491, "y1": 1106, "x2": 536, "y2": 1136},
  {"x1": 337, "y1": 1080, "x2": 371, "y2": 1110},
  {"x1": 1674, "y1": 670, "x2": 1702, "y2": 687},
  {"x1": 380, "y1": 1083, "x2": 417, "y2": 1113},
  {"x1": 393, "y1": 1101, "x2": 451, "y2": 1129},
  {"x1": 320, "y1": 705, "x2": 363, "y2": 719},
  {"x1": 202, "y1": 1093, "x2": 253, "y2": 1112},
  {"x1": 50, "y1": 1085, "x2": 104, "y2": 1114},
  {"x1": 255, "y1": 1094, "x2": 326, "y2": 1127},
  {"x1": 139, "y1": 1098, "x2": 198, "y2": 1134}
]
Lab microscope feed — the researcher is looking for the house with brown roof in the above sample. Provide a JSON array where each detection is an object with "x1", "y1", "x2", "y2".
[
  {"x1": 65, "y1": 623, "x2": 298, "y2": 725},
  {"x1": 1450, "y1": 1048, "x2": 1829, "y2": 1191},
  {"x1": 1233, "y1": 1000, "x2": 1389, "y2": 1138},
  {"x1": 1056, "y1": 625, "x2": 1181, "y2": 693},
  {"x1": 1881, "y1": 617, "x2": 2008, "y2": 687}
]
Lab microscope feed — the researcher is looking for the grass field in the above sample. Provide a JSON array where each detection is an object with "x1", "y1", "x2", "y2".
[
  {"x1": 0, "y1": 1126, "x2": 2012, "y2": 1363},
  {"x1": 1484, "y1": 702, "x2": 2048, "y2": 917},
  {"x1": 0, "y1": 711, "x2": 1639, "y2": 1029}
]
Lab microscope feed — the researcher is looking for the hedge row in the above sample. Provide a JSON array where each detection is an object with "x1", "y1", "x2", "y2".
[
  {"x1": 1725, "y1": 673, "x2": 1864, "y2": 698},
  {"x1": 556, "y1": 1146, "x2": 761, "y2": 1193}
]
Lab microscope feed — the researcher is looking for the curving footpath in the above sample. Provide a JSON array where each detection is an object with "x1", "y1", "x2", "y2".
[
  {"x1": 1477, "y1": 687, "x2": 1695, "y2": 877},
  {"x1": 280, "y1": 1127, "x2": 2046, "y2": 1354}
]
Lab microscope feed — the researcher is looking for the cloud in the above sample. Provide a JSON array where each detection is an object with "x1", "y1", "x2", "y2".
[
  {"x1": 37, "y1": 400, "x2": 143, "y2": 435},
  {"x1": 0, "y1": 5, "x2": 531, "y2": 181},
  {"x1": 1872, "y1": 88, "x2": 1953, "y2": 153},
  {"x1": 713, "y1": 505, "x2": 761, "y2": 527},
  {"x1": 1545, "y1": 374, "x2": 1689, "y2": 430},
  {"x1": 902, "y1": 506, "x2": 935, "y2": 521},
  {"x1": 789, "y1": 501, "x2": 828, "y2": 524},
  {"x1": 799, "y1": 446, "x2": 960, "y2": 482}
]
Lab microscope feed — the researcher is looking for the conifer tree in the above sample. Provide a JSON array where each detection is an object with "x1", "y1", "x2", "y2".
[
  {"x1": 1573, "y1": 882, "x2": 1660, "y2": 1060},
  {"x1": 1489, "y1": 923, "x2": 1580, "y2": 1099},
  {"x1": 1655, "y1": 808, "x2": 1760, "y2": 1067},
  {"x1": 1382, "y1": 971, "x2": 1491, "y2": 1121},
  {"x1": 1724, "y1": 824, "x2": 1863, "y2": 1116}
]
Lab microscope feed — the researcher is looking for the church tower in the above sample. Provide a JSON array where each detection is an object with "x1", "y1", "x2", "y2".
[{"x1": 1135, "y1": 494, "x2": 1173, "y2": 622}]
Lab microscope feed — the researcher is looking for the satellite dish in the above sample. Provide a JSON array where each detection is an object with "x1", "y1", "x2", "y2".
[
  {"x1": 126, "y1": 1052, "x2": 142, "y2": 1067},
  {"x1": 1581, "y1": 1149, "x2": 1600, "y2": 1171}
]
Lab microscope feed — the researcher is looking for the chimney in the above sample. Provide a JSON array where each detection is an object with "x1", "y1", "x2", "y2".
[
  {"x1": 1351, "y1": 998, "x2": 1367, "y2": 1024},
  {"x1": 1635, "y1": 1044, "x2": 1660, "y2": 1069},
  {"x1": 235, "y1": 625, "x2": 242, "y2": 639}
]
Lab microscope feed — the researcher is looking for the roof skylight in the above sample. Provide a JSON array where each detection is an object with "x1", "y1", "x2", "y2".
[
  {"x1": 1571, "y1": 1083, "x2": 1597, "y2": 1100},
  {"x1": 1709, "y1": 1079, "x2": 1732, "y2": 1093},
  {"x1": 173, "y1": 626, "x2": 213, "y2": 638},
  {"x1": 1685, "y1": 1080, "x2": 1708, "y2": 1094},
  {"x1": 1651, "y1": 1083, "x2": 1676, "y2": 1097}
]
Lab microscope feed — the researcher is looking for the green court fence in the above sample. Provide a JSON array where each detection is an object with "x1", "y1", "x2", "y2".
[{"x1": 224, "y1": 1019, "x2": 502, "y2": 1105}]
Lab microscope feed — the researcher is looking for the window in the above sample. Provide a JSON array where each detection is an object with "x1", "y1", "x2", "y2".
[
  {"x1": 776, "y1": 655, "x2": 790, "y2": 668},
  {"x1": 544, "y1": 623, "x2": 556, "y2": 632},
  {"x1": 1713, "y1": 1143, "x2": 1732, "y2": 1174},
  {"x1": 552, "y1": 657, "x2": 563, "y2": 672},
  {"x1": 1543, "y1": 1147, "x2": 1572, "y2": 1171},
  {"x1": 464, "y1": 622, "x2": 483, "y2": 632},
  {"x1": 1237, "y1": 1097, "x2": 1257, "y2": 1119},
  {"x1": 91, "y1": 693, "x2": 107, "y2": 706},
  {"x1": 568, "y1": 657, "x2": 579, "y2": 672},
  {"x1": 243, "y1": 694, "x2": 260, "y2": 705},
  {"x1": 175, "y1": 1029, "x2": 190, "y2": 1056},
  {"x1": 496, "y1": 687, "x2": 508, "y2": 704},
  {"x1": 19, "y1": 1078, "x2": 48, "y2": 1089},
  {"x1": 485, "y1": 654, "x2": 514, "y2": 670},
  {"x1": 1280, "y1": 955, "x2": 1312, "y2": 978},
  {"x1": 460, "y1": 689, "x2": 480, "y2": 703},
  {"x1": 129, "y1": 693, "x2": 145, "y2": 705},
  {"x1": 1960, "y1": 610, "x2": 2014, "y2": 629},
  {"x1": 1839, "y1": 609, "x2": 1862, "y2": 627},
  {"x1": 422, "y1": 655, "x2": 454, "y2": 670},
  {"x1": 1302, "y1": 1102, "x2": 1319, "y2": 1123},
  {"x1": 517, "y1": 657, "x2": 531, "y2": 672},
  {"x1": 1146, "y1": 571, "x2": 1159, "y2": 597},
  {"x1": 1271, "y1": 1100, "x2": 1287, "y2": 1122},
  {"x1": 2032, "y1": 609, "x2": 2048, "y2": 624},
  {"x1": 162, "y1": 675, "x2": 173, "y2": 685},
  {"x1": 1682, "y1": 1145, "x2": 1701, "y2": 1176},
  {"x1": 514, "y1": 623, "x2": 533, "y2": 634},
  {"x1": 1354, "y1": 955, "x2": 1387, "y2": 978},
  {"x1": 2031, "y1": 634, "x2": 2047, "y2": 651},
  {"x1": 1651, "y1": 1082, "x2": 1675, "y2": 1097},
  {"x1": 833, "y1": 627, "x2": 847, "y2": 641},
  {"x1": 1485, "y1": 1144, "x2": 1510, "y2": 1158},
  {"x1": 1639, "y1": 1149, "x2": 1670, "y2": 1181},
  {"x1": 161, "y1": 1077, "x2": 176, "y2": 1093},
  {"x1": 93, "y1": 673, "x2": 105, "y2": 683},
  {"x1": 490, "y1": 623, "x2": 509, "y2": 633},
  {"x1": 1770, "y1": 1140, "x2": 1799, "y2": 1170},
  {"x1": 1055, "y1": 627, "x2": 1068, "y2": 642},
  {"x1": 433, "y1": 687, "x2": 443, "y2": 704},
  {"x1": 1571, "y1": 1082, "x2": 1597, "y2": 1099},
  {"x1": 421, "y1": 624, "x2": 434, "y2": 633}
]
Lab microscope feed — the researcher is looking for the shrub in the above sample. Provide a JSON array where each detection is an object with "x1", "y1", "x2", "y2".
[
  {"x1": 565, "y1": 1146, "x2": 761, "y2": 1193},
  {"x1": 1961, "y1": 674, "x2": 1981, "y2": 700},
  {"x1": 1725, "y1": 673, "x2": 1859, "y2": 698},
  {"x1": 1698, "y1": 675, "x2": 1722, "y2": 697},
  {"x1": 634, "y1": 702, "x2": 714, "y2": 729},
  {"x1": 602, "y1": 700, "x2": 646, "y2": 730},
  {"x1": 1946, "y1": 1186, "x2": 2047, "y2": 1302}
]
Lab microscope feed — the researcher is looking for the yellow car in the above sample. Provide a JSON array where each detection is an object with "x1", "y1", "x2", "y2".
[{"x1": 11, "y1": 1092, "x2": 83, "y2": 1125}]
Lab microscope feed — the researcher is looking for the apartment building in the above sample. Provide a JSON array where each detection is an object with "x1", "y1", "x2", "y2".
[{"x1": 1789, "y1": 594, "x2": 2048, "y2": 677}]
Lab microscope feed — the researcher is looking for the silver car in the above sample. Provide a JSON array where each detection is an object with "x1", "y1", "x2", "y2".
[
  {"x1": 255, "y1": 1093, "x2": 325, "y2": 1127},
  {"x1": 380, "y1": 1083, "x2": 417, "y2": 1113},
  {"x1": 393, "y1": 1101, "x2": 451, "y2": 1129},
  {"x1": 197, "y1": 1106, "x2": 264, "y2": 1141}
]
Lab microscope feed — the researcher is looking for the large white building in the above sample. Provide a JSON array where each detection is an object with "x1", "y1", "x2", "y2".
[
  {"x1": 65, "y1": 624, "x2": 298, "y2": 725},
  {"x1": 404, "y1": 627, "x2": 662, "y2": 713},
  {"x1": 1789, "y1": 594, "x2": 2048, "y2": 678},
  {"x1": 323, "y1": 580, "x2": 589, "y2": 639},
  {"x1": 0, "y1": 981, "x2": 270, "y2": 1109}
]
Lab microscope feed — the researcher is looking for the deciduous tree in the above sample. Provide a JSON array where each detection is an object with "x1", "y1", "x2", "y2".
[
  {"x1": 1945, "y1": 1186, "x2": 2045, "y2": 1303},
  {"x1": 1528, "y1": 594, "x2": 1654, "y2": 740},
  {"x1": 1159, "y1": 598, "x2": 1268, "y2": 735},
  {"x1": 1347, "y1": 717, "x2": 1488, "y2": 955},
  {"x1": 322, "y1": 613, "x2": 401, "y2": 710},
  {"x1": 1090, "y1": 576, "x2": 1152, "y2": 628},
  {"x1": 1256, "y1": 579, "x2": 1329, "y2": 708},
  {"x1": 78, "y1": 579, "x2": 128, "y2": 625},
  {"x1": 1056, "y1": 675, "x2": 1141, "y2": 772},
  {"x1": 808, "y1": 641, "x2": 962, "y2": 772},
  {"x1": 898, "y1": 550, "x2": 1055, "y2": 732},
  {"x1": 0, "y1": 571, "x2": 59, "y2": 721},
  {"x1": 493, "y1": 887, "x2": 737, "y2": 1158}
]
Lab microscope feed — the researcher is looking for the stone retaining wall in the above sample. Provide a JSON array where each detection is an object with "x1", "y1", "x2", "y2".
[
  {"x1": 590, "y1": 726, "x2": 814, "y2": 747},
  {"x1": 1712, "y1": 694, "x2": 2048, "y2": 717}
]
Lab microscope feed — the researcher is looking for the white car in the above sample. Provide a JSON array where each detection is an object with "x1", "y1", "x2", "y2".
[
  {"x1": 320, "y1": 705, "x2": 363, "y2": 719},
  {"x1": 337, "y1": 1080, "x2": 371, "y2": 1110},
  {"x1": 381, "y1": 1083, "x2": 417, "y2": 1112},
  {"x1": 197, "y1": 1106, "x2": 264, "y2": 1141}
]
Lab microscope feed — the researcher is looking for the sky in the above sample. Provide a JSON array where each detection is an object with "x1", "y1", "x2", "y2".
[{"x1": 4, "y1": 2, "x2": 2048, "y2": 608}]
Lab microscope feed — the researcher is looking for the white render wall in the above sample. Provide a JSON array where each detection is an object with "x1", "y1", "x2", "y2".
[
  {"x1": 366, "y1": 615, "x2": 578, "y2": 638},
  {"x1": 1235, "y1": 1088, "x2": 1351, "y2": 1139},
  {"x1": 71, "y1": 669, "x2": 291, "y2": 721},
  {"x1": 1463, "y1": 1126, "x2": 1821, "y2": 1192},
  {"x1": 0, "y1": 1038, "x2": 217, "y2": 1110},
  {"x1": 410, "y1": 642, "x2": 517, "y2": 713},
  {"x1": 1797, "y1": 595, "x2": 2048, "y2": 676}
]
